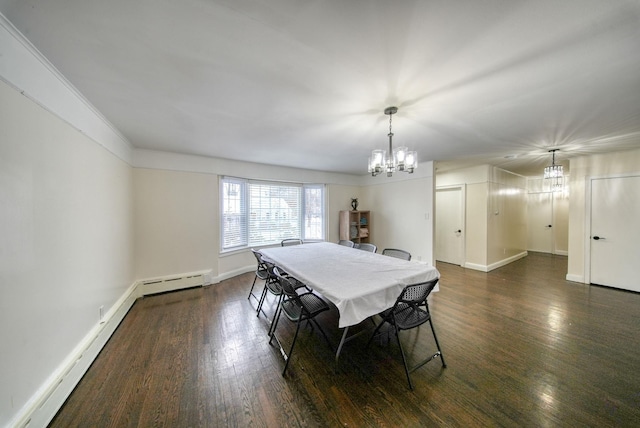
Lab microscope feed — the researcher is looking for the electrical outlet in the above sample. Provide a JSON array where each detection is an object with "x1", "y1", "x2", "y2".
[{"x1": 99, "y1": 305, "x2": 104, "y2": 323}]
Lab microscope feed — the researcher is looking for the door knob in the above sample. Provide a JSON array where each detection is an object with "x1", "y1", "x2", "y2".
[
  {"x1": 546, "y1": 225, "x2": 552, "y2": 228},
  {"x1": 455, "y1": 229, "x2": 461, "y2": 233},
  {"x1": 593, "y1": 236, "x2": 605, "y2": 240}
]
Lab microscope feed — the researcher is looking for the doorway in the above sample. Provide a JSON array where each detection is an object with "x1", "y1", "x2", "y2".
[
  {"x1": 435, "y1": 186, "x2": 465, "y2": 266},
  {"x1": 527, "y1": 189, "x2": 569, "y2": 255},
  {"x1": 589, "y1": 175, "x2": 640, "y2": 292}
]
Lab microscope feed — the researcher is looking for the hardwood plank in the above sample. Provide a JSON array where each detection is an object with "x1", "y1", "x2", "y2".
[{"x1": 49, "y1": 253, "x2": 640, "y2": 427}]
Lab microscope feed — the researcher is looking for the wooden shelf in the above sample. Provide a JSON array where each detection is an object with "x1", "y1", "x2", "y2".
[{"x1": 339, "y1": 210, "x2": 370, "y2": 244}]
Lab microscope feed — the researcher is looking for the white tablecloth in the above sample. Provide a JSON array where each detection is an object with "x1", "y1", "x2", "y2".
[{"x1": 260, "y1": 242, "x2": 440, "y2": 328}]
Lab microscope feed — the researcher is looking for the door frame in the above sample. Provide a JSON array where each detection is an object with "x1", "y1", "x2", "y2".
[
  {"x1": 435, "y1": 184, "x2": 466, "y2": 266},
  {"x1": 584, "y1": 172, "x2": 640, "y2": 285}
]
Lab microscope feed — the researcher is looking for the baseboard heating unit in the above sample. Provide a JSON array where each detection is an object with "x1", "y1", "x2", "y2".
[{"x1": 139, "y1": 273, "x2": 206, "y2": 296}]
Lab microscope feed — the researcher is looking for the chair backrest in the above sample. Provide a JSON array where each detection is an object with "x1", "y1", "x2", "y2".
[
  {"x1": 395, "y1": 278, "x2": 439, "y2": 310},
  {"x1": 281, "y1": 238, "x2": 303, "y2": 246},
  {"x1": 273, "y1": 267, "x2": 299, "y2": 300},
  {"x1": 338, "y1": 239, "x2": 355, "y2": 248},
  {"x1": 263, "y1": 260, "x2": 281, "y2": 290},
  {"x1": 252, "y1": 248, "x2": 269, "y2": 270},
  {"x1": 382, "y1": 248, "x2": 412, "y2": 261},
  {"x1": 356, "y1": 243, "x2": 377, "y2": 253}
]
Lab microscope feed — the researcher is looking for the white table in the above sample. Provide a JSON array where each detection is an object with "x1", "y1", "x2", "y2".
[{"x1": 259, "y1": 242, "x2": 440, "y2": 361}]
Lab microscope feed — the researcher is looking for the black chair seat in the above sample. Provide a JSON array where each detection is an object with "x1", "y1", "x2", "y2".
[
  {"x1": 382, "y1": 303, "x2": 430, "y2": 330},
  {"x1": 281, "y1": 292, "x2": 330, "y2": 322}
]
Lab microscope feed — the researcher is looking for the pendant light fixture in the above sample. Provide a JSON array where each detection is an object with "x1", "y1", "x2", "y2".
[
  {"x1": 368, "y1": 106, "x2": 418, "y2": 177},
  {"x1": 544, "y1": 149, "x2": 563, "y2": 190}
]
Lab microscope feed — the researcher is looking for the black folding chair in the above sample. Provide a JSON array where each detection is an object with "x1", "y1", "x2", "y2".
[
  {"x1": 382, "y1": 248, "x2": 412, "y2": 261},
  {"x1": 356, "y1": 243, "x2": 377, "y2": 253},
  {"x1": 367, "y1": 278, "x2": 446, "y2": 389},
  {"x1": 256, "y1": 260, "x2": 281, "y2": 318},
  {"x1": 269, "y1": 267, "x2": 333, "y2": 376},
  {"x1": 257, "y1": 259, "x2": 310, "y2": 333},
  {"x1": 249, "y1": 249, "x2": 269, "y2": 302},
  {"x1": 281, "y1": 238, "x2": 303, "y2": 246}
]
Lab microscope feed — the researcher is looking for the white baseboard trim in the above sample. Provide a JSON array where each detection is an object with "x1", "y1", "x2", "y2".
[
  {"x1": 566, "y1": 274, "x2": 585, "y2": 283},
  {"x1": 555, "y1": 250, "x2": 568, "y2": 256},
  {"x1": 464, "y1": 251, "x2": 528, "y2": 272},
  {"x1": 10, "y1": 267, "x2": 254, "y2": 428},
  {"x1": 11, "y1": 282, "x2": 140, "y2": 428},
  {"x1": 464, "y1": 262, "x2": 489, "y2": 272},
  {"x1": 487, "y1": 251, "x2": 528, "y2": 272},
  {"x1": 214, "y1": 265, "x2": 255, "y2": 283}
]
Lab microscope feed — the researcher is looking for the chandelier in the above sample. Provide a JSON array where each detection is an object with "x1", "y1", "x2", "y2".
[
  {"x1": 544, "y1": 149, "x2": 563, "y2": 190},
  {"x1": 368, "y1": 106, "x2": 418, "y2": 177}
]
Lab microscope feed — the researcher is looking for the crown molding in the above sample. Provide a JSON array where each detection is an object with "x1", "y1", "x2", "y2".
[{"x1": 0, "y1": 12, "x2": 133, "y2": 164}]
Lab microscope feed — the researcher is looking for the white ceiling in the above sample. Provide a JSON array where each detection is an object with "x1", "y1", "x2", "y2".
[{"x1": 2, "y1": 0, "x2": 640, "y2": 176}]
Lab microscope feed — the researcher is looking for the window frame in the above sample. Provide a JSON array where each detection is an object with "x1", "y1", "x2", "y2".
[{"x1": 220, "y1": 176, "x2": 326, "y2": 252}]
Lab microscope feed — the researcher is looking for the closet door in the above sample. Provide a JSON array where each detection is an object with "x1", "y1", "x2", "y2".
[
  {"x1": 527, "y1": 192, "x2": 553, "y2": 253},
  {"x1": 590, "y1": 175, "x2": 640, "y2": 292},
  {"x1": 436, "y1": 187, "x2": 464, "y2": 265}
]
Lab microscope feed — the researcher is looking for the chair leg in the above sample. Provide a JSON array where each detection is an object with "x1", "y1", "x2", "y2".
[
  {"x1": 394, "y1": 324, "x2": 414, "y2": 390},
  {"x1": 366, "y1": 319, "x2": 387, "y2": 348},
  {"x1": 248, "y1": 274, "x2": 258, "y2": 300},
  {"x1": 268, "y1": 302, "x2": 283, "y2": 345},
  {"x1": 311, "y1": 318, "x2": 334, "y2": 352},
  {"x1": 256, "y1": 284, "x2": 269, "y2": 317},
  {"x1": 283, "y1": 319, "x2": 303, "y2": 376},
  {"x1": 429, "y1": 319, "x2": 446, "y2": 367},
  {"x1": 268, "y1": 295, "x2": 284, "y2": 337}
]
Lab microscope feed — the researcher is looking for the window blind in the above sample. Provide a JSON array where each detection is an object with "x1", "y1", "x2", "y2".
[{"x1": 220, "y1": 177, "x2": 325, "y2": 251}]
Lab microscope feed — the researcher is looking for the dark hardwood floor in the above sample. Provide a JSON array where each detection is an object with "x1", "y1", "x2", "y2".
[{"x1": 50, "y1": 253, "x2": 640, "y2": 427}]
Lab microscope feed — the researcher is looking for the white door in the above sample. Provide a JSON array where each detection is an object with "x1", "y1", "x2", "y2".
[
  {"x1": 590, "y1": 175, "x2": 640, "y2": 292},
  {"x1": 527, "y1": 192, "x2": 553, "y2": 253},
  {"x1": 436, "y1": 187, "x2": 464, "y2": 265}
]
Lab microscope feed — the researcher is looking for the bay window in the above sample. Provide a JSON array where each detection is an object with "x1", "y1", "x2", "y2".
[{"x1": 221, "y1": 177, "x2": 325, "y2": 251}]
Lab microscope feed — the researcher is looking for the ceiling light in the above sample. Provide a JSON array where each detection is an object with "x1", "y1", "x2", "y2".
[
  {"x1": 368, "y1": 106, "x2": 417, "y2": 177},
  {"x1": 544, "y1": 149, "x2": 563, "y2": 190}
]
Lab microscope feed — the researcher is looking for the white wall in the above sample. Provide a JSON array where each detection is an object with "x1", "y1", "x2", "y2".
[
  {"x1": 130, "y1": 155, "x2": 430, "y2": 281},
  {"x1": 487, "y1": 168, "x2": 527, "y2": 267},
  {"x1": 567, "y1": 148, "x2": 640, "y2": 282},
  {"x1": 0, "y1": 80, "x2": 134, "y2": 427},
  {"x1": 131, "y1": 150, "x2": 366, "y2": 282},
  {"x1": 327, "y1": 184, "x2": 361, "y2": 243},
  {"x1": 362, "y1": 168, "x2": 435, "y2": 264},
  {"x1": 134, "y1": 168, "x2": 218, "y2": 280},
  {"x1": 436, "y1": 165, "x2": 527, "y2": 271}
]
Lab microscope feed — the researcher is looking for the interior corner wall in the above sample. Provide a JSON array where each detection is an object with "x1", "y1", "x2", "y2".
[
  {"x1": 327, "y1": 183, "x2": 361, "y2": 243},
  {"x1": 567, "y1": 148, "x2": 640, "y2": 283},
  {"x1": 436, "y1": 165, "x2": 527, "y2": 271},
  {"x1": 0, "y1": 80, "x2": 134, "y2": 428},
  {"x1": 361, "y1": 162, "x2": 435, "y2": 265},
  {"x1": 487, "y1": 168, "x2": 527, "y2": 266},
  {"x1": 131, "y1": 150, "x2": 364, "y2": 282},
  {"x1": 133, "y1": 168, "x2": 218, "y2": 280},
  {"x1": 465, "y1": 182, "x2": 489, "y2": 267}
]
